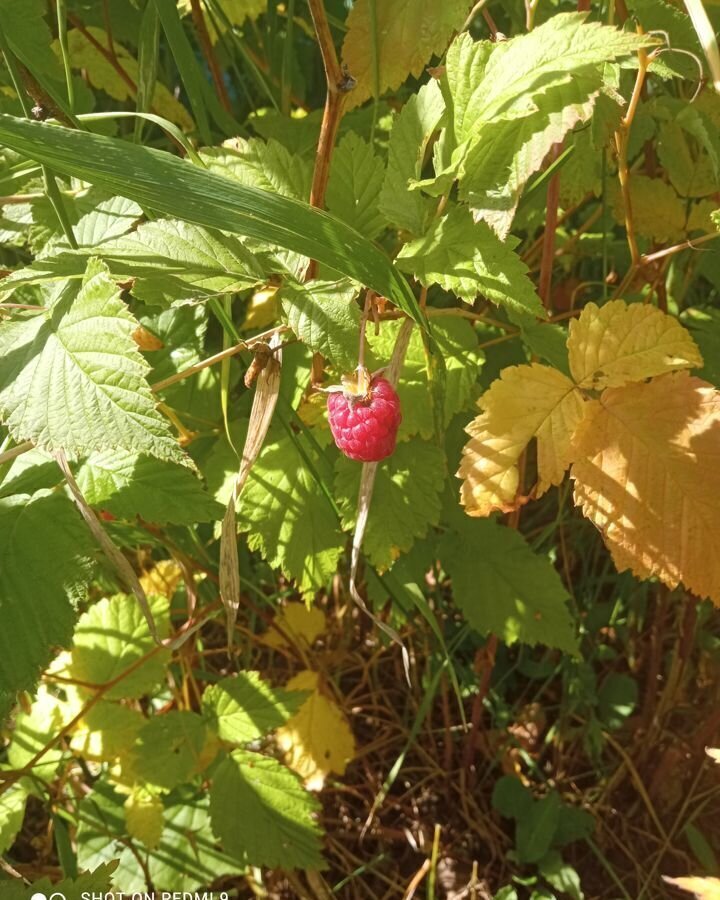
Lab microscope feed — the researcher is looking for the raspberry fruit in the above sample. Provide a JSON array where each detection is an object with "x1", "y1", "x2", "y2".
[{"x1": 327, "y1": 372, "x2": 402, "y2": 462}]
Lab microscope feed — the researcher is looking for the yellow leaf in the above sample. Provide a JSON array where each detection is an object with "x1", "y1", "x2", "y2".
[
  {"x1": 572, "y1": 372, "x2": 720, "y2": 602},
  {"x1": 706, "y1": 747, "x2": 720, "y2": 764},
  {"x1": 124, "y1": 787, "x2": 164, "y2": 850},
  {"x1": 276, "y1": 671, "x2": 355, "y2": 790},
  {"x1": 262, "y1": 601, "x2": 326, "y2": 649},
  {"x1": 178, "y1": 0, "x2": 267, "y2": 42},
  {"x1": 458, "y1": 364, "x2": 585, "y2": 516},
  {"x1": 139, "y1": 559, "x2": 183, "y2": 598},
  {"x1": 663, "y1": 876, "x2": 720, "y2": 900},
  {"x1": 241, "y1": 286, "x2": 278, "y2": 332},
  {"x1": 341, "y1": 0, "x2": 469, "y2": 109},
  {"x1": 61, "y1": 28, "x2": 194, "y2": 132},
  {"x1": 568, "y1": 300, "x2": 703, "y2": 390}
]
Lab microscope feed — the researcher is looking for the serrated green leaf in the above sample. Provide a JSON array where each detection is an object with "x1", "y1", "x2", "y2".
[
  {"x1": 20, "y1": 864, "x2": 118, "y2": 900},
  {"x1": 201, "y1": 137, "x2": 311, "y2": 200},
  {"x1": 236, "y1": 431, "x2": 344, "y2": 598},
  {"x1": 0, "y1": 115, "x2": 425, "y2": 326},
  {"x1": 397, "y1": 206, "x2": 545, "y2": 316},
  {"x1": 203, "y1": 671, "x2": 306, "y2": 744},
  {"x1": 0, "y1": 491, "x2": 94, "y2": 722},
  {"x1": 335, "y1": 440, "x2": 446, "y2": 570},
  {"x1": 379, "y1": 80, "x2": 446, "y2": 236},
  {"x1": 0, "y1": 783, "x2": 27, "y2": 854},
  {"x1": 440, "y1": 515, "x2": 577, "y2": 653},
  {"x1": 68, "y1": 593, "x2": 170, "y2": 700},
  {"x1": 1, "y1": 0, "x2": 76, "y2": 122},
  {"x1": 7, "y1": 686, "x2": 68, "y2": 782},
  {"x1": 680, "y1": 307, "x2": 720, "y2": 387},
  {"x1": 2, "y1": 219, "x2": 266, "y2": 306},
  {"x1": 210, "y1": 749, "x2": 324, "y2": 869},
  {"x1": 327, "y1": 133, "x2": 387, "y2": 239},
  {"x1": 279, "y1": 278, "x2": 360, "y2": 370},
  {"x1": 0, "y1": 259, "x2": 185, "y2": 463},
  {"x1": 367, "y1": 318, "x2": 482, "y2": 441},
  {"x1": 126, "y1": 711, "x2": 209, "y2": 790},
  {"x1": 77, "y1": 780, "x2": 244, "y2": 892},
  {"x1": 76, "y1": 450, "x2": 223, "y2": 524}
]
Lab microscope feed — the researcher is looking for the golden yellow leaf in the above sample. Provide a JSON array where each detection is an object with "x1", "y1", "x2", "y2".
[
  {"x1": 458, "y1": 364, "x2": 585, "y2": 516},
  {"x1": 139, "y1": 559, "x2": 183, "y2": 598},
  {"x1": 124, "y1": 787, "x2": 164, "y2": 850},
  {"x1": 572, "y1": 372, "x2": 720, "y2": 602},
  {"x1": 178, "y1": 0, "x2": 267, "y2": 42},
  {"x1": 341, "y1": 0, "x2": 469, "y2": 109},
  {"x1": 262, "y1": 601, "x2": 326, "y2": 649},
  {"x1": 276, "y1": 671, "x2": 355, "y2": 791},
  {"x1": 568, "y1": 300, "x2": 703, "y2": 389},
  {"x1": 663, "y1": 876, "x2": 720, "y2": 900}
]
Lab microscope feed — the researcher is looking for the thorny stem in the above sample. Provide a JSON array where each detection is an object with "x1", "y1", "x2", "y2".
[
  {"x1": 306, "y1": 0, "x2": 353, "y2": 382},
  {"x1": 357, "y1": 291, "x2": 373, "y2": 370},
  {"x1": 537, "y1": 143, "x2": 563, "y2": 313},
  {"x1": 615, "y1": 34, "x2": 653, "y2": 269}
]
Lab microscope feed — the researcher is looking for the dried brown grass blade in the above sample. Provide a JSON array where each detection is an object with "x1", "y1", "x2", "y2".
[
  {"x1": 55, "y1": 450, "x2": 160, "y2": 642},
  {"x1": 349, "y1": 318, "x2": 414, "y2": 683},
  {"x1": 220, "y1": 332, "x2": 283, "y2": 644}
]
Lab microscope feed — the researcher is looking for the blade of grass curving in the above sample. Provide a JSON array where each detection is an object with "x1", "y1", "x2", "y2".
[
  {"x1": 76, "y1": 111, "x2": 203, "y2": 165},
  {"x1": 55, "y1": 0, "x2": 74, "y2": 113},
  {"x1": 0, "y1": 114, "x2": 425, "y2": 325},
  {"x1": 152, "y1": 0, "x2": 213, "y2": 142},
  {"x1": 135, "y1": 0, "x2": 161, "y2": 142}
]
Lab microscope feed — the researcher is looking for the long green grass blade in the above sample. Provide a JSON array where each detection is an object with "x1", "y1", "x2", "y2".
[{"x1": 0, "y1": 114, "x2": 425, "y2": 325}]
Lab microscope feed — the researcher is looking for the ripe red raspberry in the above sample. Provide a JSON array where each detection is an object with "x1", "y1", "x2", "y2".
[{"x1": 327, "y1": 375, "x2": 402, "y2": 462}]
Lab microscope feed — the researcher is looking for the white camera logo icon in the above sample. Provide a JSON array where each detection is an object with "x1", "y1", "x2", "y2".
[{"x1": 30, "y1": 892, "x2": 66, "y2": 900}]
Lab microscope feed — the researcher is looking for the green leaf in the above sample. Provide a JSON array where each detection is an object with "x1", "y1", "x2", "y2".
[
  {"x1": 68, "y1": 593, "x2": 170, "y2": 700},
  {"x1": 0, "y1": 783, "x2": 27, "y2": 854},
  {"x1": 77, "y1": 780, "x2": 244, "y2": 892},
  {"x1": 76, "y1": 450, "x2": 223, "y2": 524},
  {"x1": 6, "y1": 686, "x2": 67, "y2": 782},
  {"x1": 516, "y1": 792, "x2": 561, "y2": 864},
  {"x1": 236, "y1": 430, "x2": 344, "y2": 598},
  {"x1": 210, "y1": 749, "x2": 324, "y2": 869},
  {"x1": 451, "y1": 14, "x2": 652, "y2": 129},
  {"x1": 2, "y1": 219, "x2": 266, "y2": 306},
  {"x1": 367, "y1": 318, "x2": 482, "y2": 440},
  {"x1": 539, "y1": 851, "x2": 584, "y2": 900},
  {"x1": 1, "y1": 0, "x2": 76, "y2": 122},
  {"x1": 397, "y1": 206, "x2": 545, "y2": 317},
  {"x1": 202, "y1": 671, "x2": 306, "y2": 745},
  {"x1": 0, "y1": 491, "x2": 94, "y2": 722},
  {"x1": 126, "y1": 711, "x2": 209, "y2": 790},
  {"x1": 20, "y1": 864, "x2": 118, "y2": 900},
  {"x1": 327, "y1": 133, "x2": 387, "y2": 239},
  {"x1": 440, "y1": 514, "x2": 578, "y2": 654},
  {"x1": 0, "y1": 259, "x2": 185, "y2": 463},
  {"x1": 379, "y1": 80, "x2": 446, "y2": 236},
  {"x1": 492, "y1": 776, "x2": 534, "y2": 821},
  {"x1": 680, "y1": 307, "x2": 720, "y2": 387},
  {"x1": 335, "y1": 439, "x2": 446, "y2": 570},
  {"x1": 201, "y1": 137, "x2": 311, "y2": 200},
  {"x1": 0, "y1": 114, "x2": 425, "y2": 326},
  {"x1": 279, "y1": 278, "x2": 361, "y2": 370}
]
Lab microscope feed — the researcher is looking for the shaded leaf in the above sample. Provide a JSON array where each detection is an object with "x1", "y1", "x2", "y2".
[
  {"x1": 459, "y1": 364, "x2": 585, "y2": 516},
  {"x1": 571, "y1": 372, "x2": 720, "y2": 603}
]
